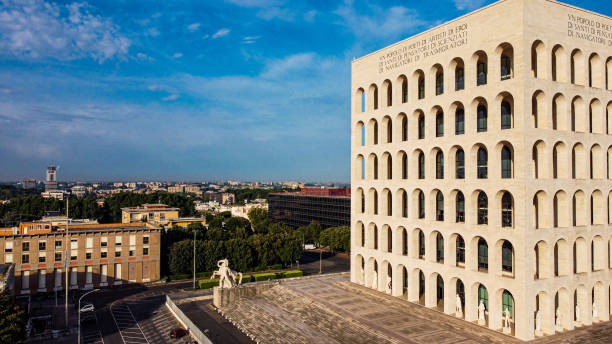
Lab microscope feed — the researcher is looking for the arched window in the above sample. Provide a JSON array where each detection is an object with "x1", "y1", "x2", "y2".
[
  {"x1": 402, "y1": 116, "x2": 408, "y2": 141},
  {"x1": 477, "y1": 105, "x2": 488, "y2": 132},
  {"x1": 501, "y1": 101, "x2": 512, "y2": 130},
  {"x1": 401, "y1": 153, "x2": 408, "y2": 179},
  {"x1": 477, "y1": 60, "x2": 487, "y2": 86},
  {"x1": 436, "y1": 233, "x2": 444, "y2": 262},
  {"x1": 502, "y1": 290, "x2": 514, "y2": 318},
  {"x1": 477, "y1": 148, "x2": 488, "y2": 178},
  {"x1": 386, "y1": 191, "x2": 392, "y2": 216},
  {"x1": 478, "y1": 239, "x2": 488, "y2": 270},
  {"x1": 360, "y1": 190, "x2": 365, "y2": 213},
  {"x1": 418, "y1": 152, "x2": 425, "y2": 179},
  {"x1": 418, "y1": 115, "x2": 425, "y2": 139},
  {"x1": 456, "y1": 149, "x2": 465, "y2": 179},
  {"x1": 418, "y1": 76, "x2": 425, "y2": 99},
  {"x1": 455, "y1": 67, "x2": 465, "y2": 90},
  {"x1": 402, "y1": 229, "x2": 408, "y2": 255},
  {"x1": 360, "y1": 224, "x2": 365, "y2": 246},
  {"x1": 436, "y1": 151, "x2": 444, "y2": 179},
  {"x1": 418, "y1": 191, "x2": 425, "y2": 219},
  {"x1": 418, "y1": 231, "x2": 425, "y2": 258},
  {"x1": 456, "y1": 192, "x2": 465, "y2": 222},
  {"x1": 387, "y1": 227, "x2": 392, "y2": 252},
  {"x1": 402, "y1": 191, "x2": 408, "y2": 218},
  {"x1": 501, "y1": 146, "x2": 512, "y2": 178},
  {"x1": 436, "y1": 71, "x2": 444, "y2": 95},
  {"x1": 501, "y1": 192, "x2": 513, "y2": 227},
  {"x1": 478, "y1": 284, "x2": 489, "y2": 310},
  {"x1": 455, "y1": 108, "x2": 464, "y2": 135},
  {"x1": 386, "y1": 82, "x2": 392, "y2": 107},
  {"x1": 436, "y1": 191, "x2": 444, "y2": 221},
  {"x1": 374, "y1": 226, "x2": 378, "y2": 249},
  {"x1": 401, "y1": 77, "x2": 408, "y2": 103},
  {"x1": 501, "y1": 55, "x2": 512, "y2": 80},
  {"x1": 478, "y1": 192, "x2": 488, "y2": 225},
  {"x1": 436, "y1": 111, "x2": 444, "y2": 137},
  {"x1": 456, "y1": 236, "x2": 465, "y2": 264}
]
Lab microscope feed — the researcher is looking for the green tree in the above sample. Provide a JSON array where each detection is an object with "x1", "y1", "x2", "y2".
[
  {"x1": 247, "y1": 208, "x2": 269, "y2": 234},
  {"x1": 0, "y1": 290, "x2": 27, "y2": 343}
]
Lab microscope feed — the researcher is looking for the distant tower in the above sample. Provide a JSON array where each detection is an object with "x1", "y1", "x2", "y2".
[{"x1": 45, "y1": 165, "x2": 58, "y2": 191}]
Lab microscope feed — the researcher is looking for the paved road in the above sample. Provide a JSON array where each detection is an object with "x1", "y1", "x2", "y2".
[{"x1": 299, "y1": 249, "x2": 350, "y2": 276}]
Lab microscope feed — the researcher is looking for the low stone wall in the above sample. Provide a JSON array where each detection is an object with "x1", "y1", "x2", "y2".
[
  {"x1": 165, "y1": 294, "x2": 214, "y2": 344},
  {"x1": 213, "y1": 282, "x2": 278, "y2": 308}
]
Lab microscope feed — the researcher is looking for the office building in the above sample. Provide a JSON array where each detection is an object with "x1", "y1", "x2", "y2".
[
  {"x1": 121, "y1": 204, "x2": 180, "y2": 225},
  {"x1": 269, "y1": 188, "x2": 350, "y2": 228}
]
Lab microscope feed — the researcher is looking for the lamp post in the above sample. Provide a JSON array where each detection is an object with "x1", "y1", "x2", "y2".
[
  {"x1": 193, "y1": 228, "x2": 197, "y2": 289},
  {"x1": 77, "y1": 289, "x2": 99, "y2": 344}
]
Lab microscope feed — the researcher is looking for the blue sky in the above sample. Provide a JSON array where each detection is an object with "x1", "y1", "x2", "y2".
[{"x1": 0, "y1": 0, "x2": 610, "y2": 182}]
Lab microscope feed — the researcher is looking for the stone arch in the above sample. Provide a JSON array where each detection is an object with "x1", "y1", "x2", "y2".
[
  {"x1": 382, "y1": 115, "x2": 392, "y2": 143},
  {"x1": 395, "y1": 188, "x2": 408, "y2": 218},
  {"x1": 449, "y1": 277, "x2": 466, "y2": 318},
  {"x1": 429, "y1": 188, "x2": 444, "y2": 222},
  {"x1": 533, "y1": 190, "x2": 549, "y2": 229},
  {"x1": 534, "y1": 240, "x2": 550, "y2": 280},
  {"x1": 532, "y1": 140, "x2": 547, "y2": 179},
  {"x1": 413, "y1": 189, "x2": 425, "y2": 219},
  {"x1": 554, "y1": 238, "x2": 570, "y2": 277},
  {"x1": 412, "y1": 268, "x2": 425, "y2": 305},
  {"x1": 552, "y1": 44, "x2": 568, "y2": 82},
  {"x1": 495, "y1": 239, "x2": 515, "y2": 277},
  {"x1": 573, "y1": 190, "x2": 587, "y2": 226},
  {"x1": 396, "y1": 112, "x2": 408, "y2": 142},
  {"x1": 572, "y1": 143, "x2": 587, "y2": 179},
  {"x1": 449, "y1": 145, "x2": 465, "y2": 180},
  {"x1": 590, "y1": 99, "x2": 604, "y2": 134},
  {"x1": 498, "y1": 191, "x2": 514, "y2": 228},
  {"x1": 396, "y1": 74, "x2": 408, "y2": 104},
  {"x1": 427, "y1": 272, "x2": 444, "y2": 310},
  {"x1": 414, "y1": 69, "x2": 425, "y2": 100},
  {"x1": 553, "y1": 190, "x2": 569, "y2": 228},
  {"x1": 355, "y1": 221, "x2": 365, "y2": 248},
  {"x1": 367, "y1": 118, "x2": 379, "y2": 145},
  {"x1": 431, "y1": 147, "x2": 444, "y2": 179},
  {"x1": 449, "y1": 232, "x2": 465, "y2": 267},
  {"x1": 496, "y1": 289, "x2": 515, "y2": 333},
  {"x1": 398, "y1": 226, "x2": 408, "y2": 256},
  {"x1": 354, "y1": 120, "x2": 365, "y2": 147},
  {"x1": 571, "y1": 49, "x2": 585, "y2": 86},
  {"x1": 381, "y1": 188, "x2": 392, "y2": 216},
  {"x1": 353, "y1": 154, "x2": 365, "y2": 181},
  {"x1": 450, "y1": 189, "x2": 465, "y2": 223},
  {"x1": 535, "y1": 290, "x2": 554, "y2": 335},
  {"x1": 591, "y1": 189, "x2": 605, "y2": 225},
  {"x1": 355, "y1": 187, "x2": 365, "y2": 214},
  {"x1": 471, "y1": 190, "x2": 489, "y2": 226},
  {"x1": 429, "y1": 230, "x2": 444, "y2": 263},
  {"x1": 354, "y1": 87, "x2": 365, "y2": 113},
  {"x1": 381, "y1": 151, "x2": 392, "y2": 180},
  {"x1": 451, "y1": 57, "x2": 465, "y2": 91},
  {"x1": 366, "y1": 222, "x2": 378, "y2": 250},
  {"x1": 432, "y1": 105, "x2": 445, "y2": 137},
  {"x1": 472, "y1": 96, "x2": 488, "y2": 133},
  {"x1": 571, "y1": 96, "x2": 586, "y2": 133},
  {"x1": 531, "y1": 40, "x2": 546, "y2": 79},
  {"x1": 473, "y1": 50, "x2": 488, "y2": 86},
  {"x1": 412, "y1": 228, "x2": 425, "y2": 260},
  {"x1": 450, "y1": 101, "x2": 465, "y2": 135},
  {"x1": 553, "y1": 141, "x2": 568, "y2": 179},
  {"x1": 552, "y1": 93, "x2": 568, "y2": 131},
  {"x1": 497, "y1": 42, "x2": 514, "y2": 80},
  {"x1": 395, "y1": 264, "x2": 408, "y2": 298},
  {"x1": 365, "y1": 257, "x2": 378, "y2": 289},
  {"x1": 353, "y1": 254, "x2": 365, "y2": 284},
  {"x1": 555, "y1": 287, "x2": 571, "y2": 329},
  {"x1": 593, "y1": 281, "x2": 609, "y2": 322},
  {"x1": 470, "y1": 282, "x2": 489, "y2": 325},
  {"x1": 588, "y1": 52, "x2": 603, "y2": 88},
  {"x1": 412, "y1": 149, "x2": 425, "y2": 180},
  {"x1": 574, "y1": 284, "x2": 589, "y2": 325},
  {"x1": 432, "y1": 63, "x2": 444, "y2": 96},
  {"x1": 496, "y1": 141, "x2": 514, "y2": 179},
  {"x1": 497, "y1": 91, "x2": 514, "y2": 130},
  {"x1": 382, "y1": 79, "x2": 392, "y2": 107},
  {"x1": 397, "y1": 150, "x2": 408, "y2": 180},
  {"x1": 367, "y1": 187, "x2": 378, "y2": 215},
  {"x1": 367, "y1": 153, "x2": 378, "y2": 180},
  {"x1": 573, "y1": 237, "x2": 588, "y2": 273},
  {"x1": 471, "y1": 143, "x2": 488, "y2": 179},
  {"x1": 470, "y1": 236, "x2": 488, "y2": 272},
  {"x1": 414, "y1": 109, "x2": 425, "y2": 139},
  {"x1": 381, "y1": 260, "x2": 392, "y2": 294},
  {"x1": 367, "y1": 83, "x2": 379, "y2": 111},
  {"x1": 532, "y1": 90, "x2": 547, "y2": 129},
  {"x1": 592, "y1": 235, "x2": 606, "y2": 271}
]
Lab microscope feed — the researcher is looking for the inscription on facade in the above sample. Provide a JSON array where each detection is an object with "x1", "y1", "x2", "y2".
[
  {"x1": 567, "y1": 14, "x2": 612, "y2": 46},
  {"x1": 378, "y1": 23, "x2": 469, "y2": 73}
]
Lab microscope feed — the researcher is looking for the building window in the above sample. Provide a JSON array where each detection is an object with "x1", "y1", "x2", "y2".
[
  {"x1": 143, "y1": 236, "x2": 149, "y2": 245},
  {"x1": 22, "y1": 242, "x2": 29, "y2": 252},
  {"x1": 477, "y1": 62, "x2": 487, "y2": 85},
  {"x1": 101, "y1": 237, "x2": 107, "y2": 247},
  {"x1": 55, "y1": 252, "x2": 61, "y2": 262},
  {"x1": 456, "y1": 149, "x2": 465, "y2": 179},
  {"x1": 418, "y1": 77, "x2": 425, "y2": 99},
  {"x1": 129, "y1": 249, "x2": 135, "y2": 257},
  {"x1": 401, "y1": 77, "x2": 408, "y2": 103},
  {"x1": 478, "y1": 284, "x2": 489, "y2": 310},
  {"x1": 455, "y1": 109, "x2": 464, "y2": 135},
  {"x1": 115, "y1": 236, "x2": 122, "y2": 246},
  {"x1": 4, "y1": 241, "x2": 12, "y2": 253},
  {"x1": 502, "y1": 291, "x2": 514, "y2": 318},
  {"x1": 418, "y1": 191, "x2": 425, "y2": 219},
  {"x1": 455, "y1": 67, "x2": 464, "y2": 90},
  {"x1": 501, "y1": 192, "x2": 513, "y2": 227},
  {"x1": 101, "y1": 250, "x2": 107, "y2": 259},
  {"x1": 477, "y1": 105, "x2": 487, "y2": 132},
  {"x1": 456, "y1": 236, "x2": 465, "y2": 263},
  {"x1": 22, "y1": 254, "x2": 29, "y2": 264},
  {"x1": 86, "y1": 251, "x2": 92, "y2": 260},
  {"x1": 38, "y1": 253, "x2": 45, "y2": 263},
  {"x1": 501, "y1": 56, "x2": 512, "y2": 80},
  {"x1": 435, "y1": 72, "x2": 444, "y2": 95},
  {"x1": 478, "y1": 239, "x2": 488, "y2": 270},
  {"x1": 401, "y1": 117, "x2": 408, "y2": 141},
  {"x1": 143, "y1": 247, "x2": 149, "y2": 255},
  {"x1": 501, "y1": 101, "x2": 512, "y2": 130},
  {"x1": 436, "y1": 192, "x2": 444, "y2": 221},
  {"x1": 501, "y1": 146, "x2": 512, "y2": 178},
  {"x1": 86, "y1": 238, "x2": 93, "y2": 249},
  {"x1": 418, "y1": 153, "x2": 425, "y2": 179},
  {"x1": 71, "y1": 250, "x2": 77, "y2": 260},
  {"x1": 436, "y1": 111, "x2": 444, "y2": 137},
  {"x1": 55, "y1": 240, "x2": 62, "y2": 250},
  {"x1": 477, "y1": 148, "x2": 488, "y2": 179},
  {"x1": 418, "y1": 231, "x2": 425, "y2": 258},
  {"x1": 5, "y1": 254, "x2": 13, "y2": 263},
  {"x1": 456, "y1": 192, "x2": 465, "y2": 222},
  {"x1": 115, "y1": 249, "x2": 121, "y2": 258},
  {"x1": 502, "y1": 241, "x2": 513, "y2": 272},
  {"x1": 478, "y1": 192, "x2": 488, "y2": 225},
  {"x1": 39, "y1": 241, "x2": 46, "y2": 251},
  {"x1": 418, "y1": 115, "x2": 425, "y2": 139},
  {"x1": 70, "y1": 239, "x2": 78, "y2": 250},
  {"x1": 436, "y1": 233, "x2": 444, "y2": 262},
  {"x1": 436, "y1": 151, "x2": 444, "y2": 179}
]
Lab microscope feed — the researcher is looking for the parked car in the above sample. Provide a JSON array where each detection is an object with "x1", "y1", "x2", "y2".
[
  {"x1": 169, "y1": 328, "x2": 188, "y2": 338},
  {"x1": 79, "y1": 303, "x2": 94, "y2": 313}
]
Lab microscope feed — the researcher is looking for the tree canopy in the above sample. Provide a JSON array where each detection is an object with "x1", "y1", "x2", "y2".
[{"x1": 0, "y1": 290, "x2": 27, "y2": 343}]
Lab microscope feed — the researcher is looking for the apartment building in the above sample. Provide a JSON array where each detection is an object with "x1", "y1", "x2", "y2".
[
  {"x1": 121, "y1": 204, "x2": 180, "y2": 224},
  {"x1": 350, "y1": 0, "x2": 612, "y2": 340}
]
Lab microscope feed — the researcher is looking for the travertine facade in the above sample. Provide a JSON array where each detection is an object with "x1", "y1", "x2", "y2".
[{"x1": 350, "y1": 0, "x2": 612, "y2": 340}]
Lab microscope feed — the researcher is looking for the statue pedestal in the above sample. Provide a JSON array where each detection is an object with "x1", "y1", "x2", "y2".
[
  {"x1": 503, "y1": 327, "x2": 511, "y2": 335},
  {"x1": 455, "y1": 311, "x2": 463, "y2": 318},
  {"x1": 534, "y1": 329, "x2": 543, "y2": 337},
  {"x1": 555, "y1": 325, "x2": 563, "y2": 332},
  {"x1": 478, "y1": 318, "x2": 486, "y2": 326}
]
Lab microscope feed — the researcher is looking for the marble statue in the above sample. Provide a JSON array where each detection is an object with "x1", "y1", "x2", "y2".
[
  {"x1": 556, "y1": 307, "x2": 562, "y2": 327},
  {"x1": 535, "y1": 310, "x2": 541, "y2": 332},
  {"x1": 503, "y1": 307, "x2": 510, "y2": 329},
  {"x1": 210, "y1": 258, "x2": 243, "y2": 288},
  {"x1": 478, "y1": 300, "x2": 486, "y2": 321},
  {"x1": 372, "y1": 270, "x2": 378, "y2": 290},
  {"x1": 593, "y1": 301, "x2": 598, "y2": 319},
  {"x1": 575, "y1": 305, "x2": 581, "y2": 324},
  {"x1": 455, "y1": 294, "x2": 462, "y2": 315},
  {"x1": 386, "y1": 278, "x2": 392, "y2": 294}
]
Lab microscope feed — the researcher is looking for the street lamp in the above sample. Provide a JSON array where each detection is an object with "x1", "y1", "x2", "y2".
[
  {"x1": 78, "y1": 288, "x2": 99, "y2": 344},
  {"x1": 193, "y1": 228, "x2": 197, "y2": 289}
]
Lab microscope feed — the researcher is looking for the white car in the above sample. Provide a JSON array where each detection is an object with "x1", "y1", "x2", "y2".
[{"x1": 80, "y1": 303, "x2": 94, "y2": 313}]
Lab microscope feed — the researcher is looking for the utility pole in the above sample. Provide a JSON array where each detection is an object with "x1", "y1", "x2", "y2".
[
  {"x1": 65, "y1": 197, "x2": 69, "y2": 330},
  {"x1": 193, "y1": 229, "x2": 197, "y2": 289},
  {"x1": 319, "y1": 247, "x2": 322, "y2": 274}
]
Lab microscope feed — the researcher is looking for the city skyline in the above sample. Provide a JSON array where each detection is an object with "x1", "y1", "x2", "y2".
[{"x1": 1, "y1": 0, "x2": 610, "y2": 182}]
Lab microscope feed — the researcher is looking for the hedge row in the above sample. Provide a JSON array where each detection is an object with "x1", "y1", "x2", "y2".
[
  {"x1": 198, "y1": 275, "x2": 253, "y2": 289},
  {"x1": 196, "y1": 270, "x2": 303, "y2": 288},
  {"x1": 278, "y1": 270, "x2": 303, "y2": 278},
  {"x1": 253, "y1": 273, "x2": 277, "y2": 282}
]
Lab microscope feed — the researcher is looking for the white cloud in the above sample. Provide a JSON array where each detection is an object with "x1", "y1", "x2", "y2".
[
  {"x1": 225, "y1": 0, "x2": 282, "y2": 8},
  {"x1": 453, "y1": 0, "x2": 486, "y2": 10},
  {"x1": 242, "y1": 36, "x2": 261, "y2": 44},
  {"x1": 147, "y1": 27, "x2": 160, "y2": 37},
  {"x1": 257, "y1": 7, "x2": 295, "y2": 21},
  {"x1": 212, "y1": 28, "x2": 230, "y2": 39},
  {"x1": 334, "y1": 1, "x2": 428, "y2": 40},
  {"x1": 187, "y1": 23, "x2": 201, "y2": 32},
  {"x1": 0, "y1": 0, "x2": 130, "y2": 62},
  {"x1": 162, "y1": 94, "x2": 179, "y2": 101},
  {"x1": 260, "y1": 53, "x2": 315, "y2": 79},
  {"x1": 137, "y1": 52, "x2": 154, "y2": 61},
  {"x1": 172, "y1": 52, "x2": 183, "y2": 58}
]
